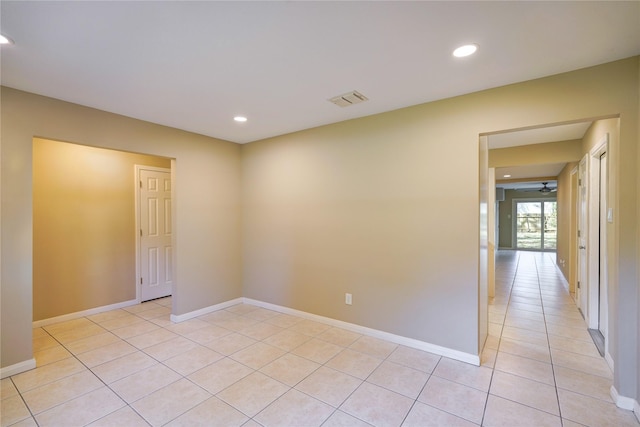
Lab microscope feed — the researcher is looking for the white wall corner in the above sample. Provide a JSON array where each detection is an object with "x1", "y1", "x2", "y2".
[
  {"x1": 243, "y1": 297, "x2": 480, "y2": 366},
  {"x1": 170, "y1": 298, "x2": 243, "y2": 323},
  {"x1": 1, "y1": 358, "x2": 36, "y2": 379},
  {"x1": 635, "y1": 400, "x2": 640, "y2": 424},
  {"x1": 610, "y1": 385, "x2": 637, "y2": 411},
  {"x1": 604, "y1": 351, "x2": 614, "y2": 371}
]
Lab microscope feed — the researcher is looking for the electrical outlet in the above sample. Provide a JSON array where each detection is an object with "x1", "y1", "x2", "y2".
[{"x1": 345, "y1": 293, "x2": 352, "y2": 305}]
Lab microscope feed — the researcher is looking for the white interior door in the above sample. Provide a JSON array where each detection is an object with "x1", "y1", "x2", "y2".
[
  {"x1": 577, "y1": 156, "x2": 588, "y2": 313},
  {"x1": 139, "y1": 167, "x2": 172, "y2": 301},
  {"x1": 598, "y1": 151, "x2": 608, "y2": 342}
]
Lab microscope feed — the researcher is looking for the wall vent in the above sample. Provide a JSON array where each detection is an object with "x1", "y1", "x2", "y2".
[{"x1": 329, "y1": 90, "x2": 369, "y2": 107}]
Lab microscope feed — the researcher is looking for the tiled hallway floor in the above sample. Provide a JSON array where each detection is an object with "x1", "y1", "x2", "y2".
[{"x1": 2, "y1": 251, "x2": 639, "y2": 426}]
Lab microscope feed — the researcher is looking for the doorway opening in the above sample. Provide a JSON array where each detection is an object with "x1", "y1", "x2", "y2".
[
  {"x1": 33, "y1": 138, "x2": 174, "y2": 323},
  {"x1": 513, "y1": 199, "x2": 557, "y2": 250},
  {"x1": 585, "y1": 135, "x2": 609, "y2": 359},
  {"x1": 482, "y1": 118, "x2": 617, "y2": 367}
]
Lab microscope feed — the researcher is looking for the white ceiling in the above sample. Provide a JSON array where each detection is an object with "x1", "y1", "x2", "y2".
[{"x1": 1, "y1": 1, "x2": 639, "y2": 144}]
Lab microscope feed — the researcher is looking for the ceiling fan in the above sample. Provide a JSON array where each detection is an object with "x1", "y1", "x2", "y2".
[{"x1": 520, "y1": 182, "x2": 557, "y2": 193}]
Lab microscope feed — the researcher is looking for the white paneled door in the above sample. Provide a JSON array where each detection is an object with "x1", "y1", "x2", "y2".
[
  {"x1": 598, "y1": 151, "x2": 608, "y2": 343},
  {"x1": 139, "y1": 167, "x2": 172, "y2": 302},
  {"x1": 577, "y1": 155, "x2": 588, "y2": 314}
]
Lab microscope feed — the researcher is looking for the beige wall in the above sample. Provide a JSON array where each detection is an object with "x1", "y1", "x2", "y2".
[
  {"x1": 637, "y1": 61, "x2": 640, "y2": 406},
  {"x1": 241, "y1": 58, "x2": 639, "y2": 362},
  {"x1": 241, "y1": 113, "x2": 483, "y2": 354},
  {"x1": 579, "y1": 118, "x2": 630, "y2": 394},
  {"x1": 556, "y1": 161, "x2": 578, "y2": 288},
  {"x1": 33, "y1": 138, "x2": 171, "y2": 321},
  {"x1": 2, "y1": 87, "x2": 242, "y2": 368},
  {"x1": 2, "y1": 57, "x2": 639, "y2": 399},
  {"x1": 489, "y1": 139, "x2": 582, "y2": 169},
  {"x1": 556, "y1": 161, "x2": 578, "y2": 287}
]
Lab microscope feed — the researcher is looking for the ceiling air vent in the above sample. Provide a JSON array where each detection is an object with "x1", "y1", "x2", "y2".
[{"x1": 329, "y1": 90, "x2": 369, "y2": 107}]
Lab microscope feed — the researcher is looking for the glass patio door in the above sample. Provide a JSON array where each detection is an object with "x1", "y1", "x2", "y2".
[{"x1": 514, "y1": 200, "x2": 557, "y2": 250}]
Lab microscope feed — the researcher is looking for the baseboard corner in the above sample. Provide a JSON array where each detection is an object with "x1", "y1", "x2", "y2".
[
  {"x1": 1, "y1": 358, "x2": 36, "y2": 379},
  {"x1": 33, "y1": 298, "x2": 139, "y2": 328},
  {"x1": 170, "y1": 297, "x2": 243, "y2": 323},
  {"x1": 243, "y1": 297, "x2": 480, "y2": 366},
  {"x1": 610, "y1": 385, "x2": 637, "y2": 411}
]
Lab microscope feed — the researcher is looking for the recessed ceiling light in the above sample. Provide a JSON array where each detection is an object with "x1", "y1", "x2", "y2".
[
  {"x1": 503, "y1": 174, "x2": 512, "y2": 178},
  {"x1": 233, "y1": 116, "x2": 247, "y2": 123},
  {"x1": 0, "y1": 34, "x2": 14, "y2": 45},
  {"x1": 453, "y1": 44, "x2": 478, "y2": 58}
]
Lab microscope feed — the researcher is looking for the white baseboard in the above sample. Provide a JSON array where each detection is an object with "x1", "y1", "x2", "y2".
[
  {"x1": 610, "y1": 385, "x2": 637, "y2": 411},
  {"x1": 1, "y1": 358, "x2": 36, "y2": 379},
  {"x1": 170, "y1": 298, "x2": 243, "y2": 323},
  {"x1": 243, "y1": 298, "x2": 480, "y2": 366},
  {"x1": 166, "y1": 296, "x2": 479, "y2": 365},
  {"x1": 634, "y1": 400, "x2": 640, "y2": 423},
  {"x1": 33, "y1": 299, "x2": 139, "y2": 328},
  {"x1": 604, "y1": 351, "x2": 614, "y2": 371}
]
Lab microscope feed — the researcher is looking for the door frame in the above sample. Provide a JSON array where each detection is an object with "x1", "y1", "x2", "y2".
[
  {"x1": 569, "y1": 166, "x2": 578, "y2": 295},
  {"x1": 598, "y1": 151, "x2": 609, "y2": 361},
  {"x1": 577, "y1": 155, "x2": 588, "y2": 313},
  {"x1": 135, "y1": 165, "x2": 172, "y2": 303},
  {"x1": 586, "y1": 135, "x2": 608, "y2": 332}
]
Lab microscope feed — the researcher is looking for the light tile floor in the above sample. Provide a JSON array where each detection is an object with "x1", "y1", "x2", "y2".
[{"x1": 2, "y1": 251, "x2": 639, "y2": 426}]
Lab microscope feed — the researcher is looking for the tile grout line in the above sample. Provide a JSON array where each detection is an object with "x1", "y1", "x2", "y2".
[
  {"x1": 397, "y1": 357, "x2": 443, "y2": 427},
  {"x1": 533, "y1": 252, "x2": 565, "y2": 424},
  {"x1": 30, "y1": 324, "x2": 131, "y2": 425},
  {"x1": 112, "y1": 306, "x2": 400, "y2": 426},
  {"x1": 480, "y1": 250, "x2": 521, "y2": 427},
  {"x1": 489, "y1": 252, "x2": 584, "y2": 422},
  {"x1": 40, "y1": 317, "x2": 154, "y2": 427},
  {"x1": 31, "y1": 305, "x2": 215, "y2": 426},
  {"x1": 18, "y1": 256, "x2": 617, "y2": 427},
  {"x1": 80, "y1": 307, "x2": 185, "y2": 426},
  {"x1": 8, "y1": 375, "x2": 40, "y2": 427}
]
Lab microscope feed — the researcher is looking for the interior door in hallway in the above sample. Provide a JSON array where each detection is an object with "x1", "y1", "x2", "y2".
[
  {"x1": 139, "y1": 167, "x2": 172, "y2": 302},
  {"x1": 577, "y1": 156, "x2": 588, "y2": 314},
  {"x1": 597, "y1": 151, "x2": 608, "y2": 344}
]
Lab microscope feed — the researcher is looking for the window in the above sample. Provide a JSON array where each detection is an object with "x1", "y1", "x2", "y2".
[{"x1": 514, "y1": 200, "x2": 557, "y2": 250}]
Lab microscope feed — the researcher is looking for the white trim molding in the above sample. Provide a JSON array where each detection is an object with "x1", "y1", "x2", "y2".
[
  {"x1": 586, "y1": 134, "x2": 609, "y2": 331},
  {"x1": 33, "y1": 299, "x2": 138, "y2": 328},
  {"x1": 604, "y1": 351, "x2": 614, "y2": 371},
  {"x1": 1, "y1": 358, "x2": 36, "y2": 379},
  {"x1": 243, "y1": 298, "x2": 480, "y2": 366},
  {"x1": 168, "y1": 297, "x2": 480, "y2": 365},
  {"x1": 170, "y1": 298, "x2": 243, "y2": 323},
  {"x1": 610, "y1": 385, "x2": 637, "y2": 411}
]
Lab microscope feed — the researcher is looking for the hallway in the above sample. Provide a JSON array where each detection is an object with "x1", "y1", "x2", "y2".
[
  {"x1": 484, "y1": 250, "x2": 637, "y2": 426},
  {"x1": 1, "y1": 251, "x2": 638, "y2": 426}
]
